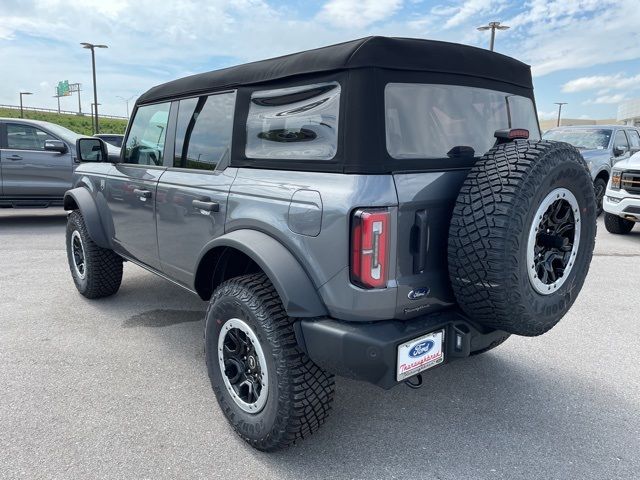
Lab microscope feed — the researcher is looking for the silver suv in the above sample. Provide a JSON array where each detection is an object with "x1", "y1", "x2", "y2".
[{"x1": 63, "y1": 37, "x2": 597, "y2": 451}]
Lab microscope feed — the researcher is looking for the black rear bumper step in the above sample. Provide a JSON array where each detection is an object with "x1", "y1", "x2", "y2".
[{"x1": 296, "y1": 309, "x2": 507, "y2": 389}]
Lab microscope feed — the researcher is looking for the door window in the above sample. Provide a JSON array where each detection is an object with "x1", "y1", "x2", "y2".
[
  {"x1": 123, "y1": 102, "x2": 170, "y2": 166},
  {"x1": 174, "y1": 92, "x2": 236, "y2": 171},
  {"x1": 614, "y1": 130, "x2": 629, "y2": 152},
  {"x1": 626, "y1": 130, "x2": 640, "y2": 149},
  {"x1": 6, "y1": 124, "x2": 56, "y2": 150}
]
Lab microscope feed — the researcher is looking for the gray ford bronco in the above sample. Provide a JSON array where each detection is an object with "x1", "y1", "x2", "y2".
[{"x1": 64, "y1": 37, "x2": 597, "y2": 451}]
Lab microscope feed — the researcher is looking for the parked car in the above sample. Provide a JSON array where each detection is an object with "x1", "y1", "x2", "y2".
[
  {"x1": 543, "y1": 125, "x2": 640, "y2": 215},
  {"x1": 63, "y1": 37, "x2": 596, "y2": 451},
  {"x1": 94, "y1": 133, "x2": 124, "y2": 148},
  {"x1": 603, "y1": 151, "x2": 640, "y2": 234},
  {"x1": 0, "y1": 118, "x2": 119, "y2": 208}
]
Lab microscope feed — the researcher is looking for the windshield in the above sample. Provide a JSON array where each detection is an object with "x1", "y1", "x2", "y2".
[
  {"x1": 385, "y1": 83, "x2": 540, "y2": 160},
  {"x1": 542, "y1": 128, "x2": 612, "y2": 150}
]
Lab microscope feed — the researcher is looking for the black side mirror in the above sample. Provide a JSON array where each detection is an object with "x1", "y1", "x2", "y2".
[
  {"x1": 76, "y1": 137, "x2": 108, "y2": 162},
  {"x1": 44, "y1": 139, "x2": 68, "y2": 153},
  {"x1": 614, "y1": 145, "x2": 628, "y2": 157}
]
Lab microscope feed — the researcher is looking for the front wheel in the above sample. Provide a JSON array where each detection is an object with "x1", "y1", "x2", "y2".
[
  {"x1": 205, "y1": 273, "x2": 335, "y2": 451},
  {"x1": 594, "y1": 177, "x2": 607, "y2": 217},
  {"x1": 604, "y1": 213, "x2": 635, "y2": 234},
  {"x1": 66, "y1": 211, "x2": 123, "y2": 299}
]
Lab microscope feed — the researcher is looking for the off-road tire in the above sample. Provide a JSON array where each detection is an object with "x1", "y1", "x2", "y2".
[
  {"x1": 205, "y1": 273, "x2": 335, "y2": 451},
  {"x1": 604, "y1": 212, "x2": 635, "y2": 234},
  {"x1": 448, "y1": 140, "x2": 597, "y2": 336},
  {"x1": 66, "y1": 210, "x2": 123, "y2": 299},
  {"x1": 594, "y1": 177, "x2": 607, "y2": 217},
  {"x1": 470, "y1": 334, "x2": 510, "y2": 356}
]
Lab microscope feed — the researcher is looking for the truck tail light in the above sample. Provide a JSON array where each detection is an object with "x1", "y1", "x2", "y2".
[{"x1": 351, "y1": 208, "x2": 389, "y2": 289}]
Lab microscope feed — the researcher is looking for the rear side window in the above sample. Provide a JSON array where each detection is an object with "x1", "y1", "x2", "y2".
[
  {"x1": 385, "y1": 83, "x2": 540, "y2": 160},
  {"x1": 174, "y1": 92, "x2": 236, "y2": 171},
  {"x1": 245, "y1": 82, "x2": 340, "y2": 160},
  {"x1": 123, "y1": 102, "x2": 170, "y2": 166}
]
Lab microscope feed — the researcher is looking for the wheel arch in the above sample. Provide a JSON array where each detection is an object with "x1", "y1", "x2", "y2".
[
  {"x1": 194, "y1": 229, "x2": 328, "y2": 318},
  {"x1": 595, "y1": 168, "x2": 610, "y2": 183},
  {"x1": 63, "y1": 187, "x2": 110, "y2": 249}
]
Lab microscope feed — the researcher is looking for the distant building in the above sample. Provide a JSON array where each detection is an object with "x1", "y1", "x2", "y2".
[
  {"x1": 539, "y1": 117, "x2": 619, "y2": 132},
  {"x1": 617, "y1": 99, "x2": 640, "y2": 126}
]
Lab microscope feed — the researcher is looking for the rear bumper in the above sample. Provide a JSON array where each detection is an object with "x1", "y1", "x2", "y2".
[{"x1": 296, "y1": 309, "x2": 507, "y2": 389}]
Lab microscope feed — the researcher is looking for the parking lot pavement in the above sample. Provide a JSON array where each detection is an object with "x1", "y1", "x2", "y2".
[{"x1": 1, "y1": 208, "x2": 639, "y2": 480}]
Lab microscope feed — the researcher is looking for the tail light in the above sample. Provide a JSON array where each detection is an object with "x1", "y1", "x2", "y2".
[{"x1": 351, "y1": 208, "x2": 389, "y2": 289}]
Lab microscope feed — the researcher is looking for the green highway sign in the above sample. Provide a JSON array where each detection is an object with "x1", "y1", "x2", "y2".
[{"x1": 56, "y1": 80, "x2": 71, "y2": 97}]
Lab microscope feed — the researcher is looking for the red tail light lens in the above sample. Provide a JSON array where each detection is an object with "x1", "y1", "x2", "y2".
[{"x1": 351, "y1": 208, "x2": 389, "y2": 289}]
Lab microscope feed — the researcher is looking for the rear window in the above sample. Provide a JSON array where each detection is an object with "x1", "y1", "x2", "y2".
[
  {"x1": 246, "y1": 82, "x2": 340, "y2": 160},
  {"x1": 385, "y1": 83, "x2": 540, "y2": 160}
]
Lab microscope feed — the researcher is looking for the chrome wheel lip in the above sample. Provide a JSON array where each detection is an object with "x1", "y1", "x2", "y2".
[
  {"x1": 70, "y1": 230, "x2": 87, "y2": 280},
  {"x1": 527, "y1": 187, "x2": 581, "y2": 295},
  {"x1": 217, "y1": 318, "x2": 269, "y2": 414}
]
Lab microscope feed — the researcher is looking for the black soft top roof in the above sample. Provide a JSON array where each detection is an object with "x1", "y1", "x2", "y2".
[{"x1": 138, "y1": 36, "x2": 533, "y2": 104}]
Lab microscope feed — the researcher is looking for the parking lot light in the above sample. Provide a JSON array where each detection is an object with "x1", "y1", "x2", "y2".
[
  {"x1": 477, "y1": 21, "x2": 510, "y2": 51},
  {"x1": 19, "y1": 91, "x2": 33, "y2": 118},
  {"x1": 554, "y1": 102, "x2": 568, "y2": 127},
  {"x1": 81, "y1": 42, "x2": 108, "y2": 134}
]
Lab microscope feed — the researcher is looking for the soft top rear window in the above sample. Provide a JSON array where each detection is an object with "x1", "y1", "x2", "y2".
[{"x1": 385, "y1": 83, "x2": 540, "y2": 160}]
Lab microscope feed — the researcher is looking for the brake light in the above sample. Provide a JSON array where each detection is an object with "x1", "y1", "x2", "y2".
[
  {"x1": 351, "y1": 208, "x2": 389, "y2": 289},
  {"x1": 494, "y1": 128, "x2": 530, "y2": 141}
]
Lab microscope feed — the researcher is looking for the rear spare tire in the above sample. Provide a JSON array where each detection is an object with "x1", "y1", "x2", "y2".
[{"x1": 448, "y1": 140, "x2": 596, "y2": 336}]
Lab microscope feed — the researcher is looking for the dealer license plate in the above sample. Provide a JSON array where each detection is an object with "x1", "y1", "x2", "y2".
[{"x1": 396, "y1": 329, "x2": 445, "y2": 382}]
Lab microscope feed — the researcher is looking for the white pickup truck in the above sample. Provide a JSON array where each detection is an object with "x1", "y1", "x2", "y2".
[{"x1": 603, "y1": 152, "x2": 640, "y2": 234}]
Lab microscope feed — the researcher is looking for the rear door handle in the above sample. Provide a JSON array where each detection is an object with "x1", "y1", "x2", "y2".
[
  {"x1": 7, "y1": 155, "x2": 22, "y2": 161},
  {"x1": 133, "y1": 188, "x2": 152, "y2": 199},
  {"x1": 192, "y1": 198, "x2": 220, "y2": 212}
]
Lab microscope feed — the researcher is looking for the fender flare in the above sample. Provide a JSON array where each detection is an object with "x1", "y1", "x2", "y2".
[
  {"x1": 199, "y1": 230, "x2": 328, "y2": 318},
  {"x1": 63, "y1": 187, "x2": 110, "y2": 249}
]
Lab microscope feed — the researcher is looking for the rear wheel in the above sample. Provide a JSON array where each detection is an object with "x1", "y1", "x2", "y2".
[
  {"x1": 448, "y1": 140, "x2": 597, "y2": 336},
  {"x1": 66, "y1": 211, "x2": 123, "y2": 299},
  {"x1": 604, "y1": 212, "x2": 635, "y2": 234},
  {"x1": 205, "y1": 273, "x2": 335, "y2": 451}
]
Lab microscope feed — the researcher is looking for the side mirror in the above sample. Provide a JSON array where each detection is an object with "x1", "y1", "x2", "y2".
[
  {"x1": 76, "y1": 137, "x2": 108, "y2": 162},
  {"x1": 44, "y1": 139, "x2": 68, "y2": 153},
  {"x1": 614, "y1": 145, "x2": 628, "y2": 157}
]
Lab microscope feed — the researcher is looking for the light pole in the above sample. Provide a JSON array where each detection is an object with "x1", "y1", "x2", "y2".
[
  {"x1": 554, "y1": 102, "x2": 568, "y2": 127},
  {"x1": 116, "y1": 95, "x2": 136, "y2": 117},
  {"x1": 477, "y1": 21, "x2": 510, "y2": 51},
  {"x1": 81, "y1": 42, "x2": 108, "y2": 134},
  {"x1": 91, "y1": 103, "x2": 102, "y2": 134},
  {"x1": 19, "y1": 92, "x2": 33, "y2": 118}
]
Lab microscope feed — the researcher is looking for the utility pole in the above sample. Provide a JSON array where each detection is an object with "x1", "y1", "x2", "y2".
[
  {"x1": 554, "y1": 102, "x2": 568, "y2": 127},
  {"x1": 19, "y1": 92, "x2": 33, "y2": 118},
  {"x1": 477, "y1": 21, "x2": 510, "y2": 51},
  {"x1": 81, "y1": 43, "x2": 108, "y2": 133},
  {"x1": 116, "y1": 95, "x2": 136, "y2": 117}
]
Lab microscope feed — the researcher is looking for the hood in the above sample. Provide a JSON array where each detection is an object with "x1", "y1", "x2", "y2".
[
  {"x1": 613, "y1": 152, "x2": 640, "y2": 171},
  {"x1": 578, "y1": 148, "x2": 609, "y2": 160}
]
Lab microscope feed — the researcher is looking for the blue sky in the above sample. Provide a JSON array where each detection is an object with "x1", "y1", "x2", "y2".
[{"x1": 2, "y1": 0, "x2": 640, "y2": 120}]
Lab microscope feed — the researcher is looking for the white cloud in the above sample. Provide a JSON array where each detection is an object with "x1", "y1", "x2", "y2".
[
  {"x1": 317, "y1": 0, "x2": 403, "y2": 28},
  {"x1": 583, "y1": 94, "x2": 627, "y2": 105},
  {"x1": 538, "y1": 109, "x2": 559, "y2": 120},
  {"x1": 505, "y1": 0, "x2": 640, "y2": 76},
  {"x1": 562, "y1": 74, "x2": 640, "y2": 93},
  {"x1": 442, "y1": 0, "x2": 506, "y2": 29}
]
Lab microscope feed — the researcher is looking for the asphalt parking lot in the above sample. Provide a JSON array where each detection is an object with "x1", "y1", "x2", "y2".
[{"x1": 1, "y1": 208, "x2": 639, "y2": 480}]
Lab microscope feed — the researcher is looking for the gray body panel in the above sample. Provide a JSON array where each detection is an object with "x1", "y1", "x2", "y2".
[{"x1": 156, "y1": 168, "x2": 237, "y2": 286}]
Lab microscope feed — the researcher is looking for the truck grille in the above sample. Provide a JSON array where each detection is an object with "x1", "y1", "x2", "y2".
[{"x1": 621, "y1": 171, "x2": 640, "y2": 194}]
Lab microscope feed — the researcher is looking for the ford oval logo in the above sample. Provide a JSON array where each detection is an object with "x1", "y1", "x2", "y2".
[
  {"x1": 408, "y1": 287, "x2": 430, "y2": 300},
  {"x1": 409, "y1": 340, "x2": 434, "y2": 358}
]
